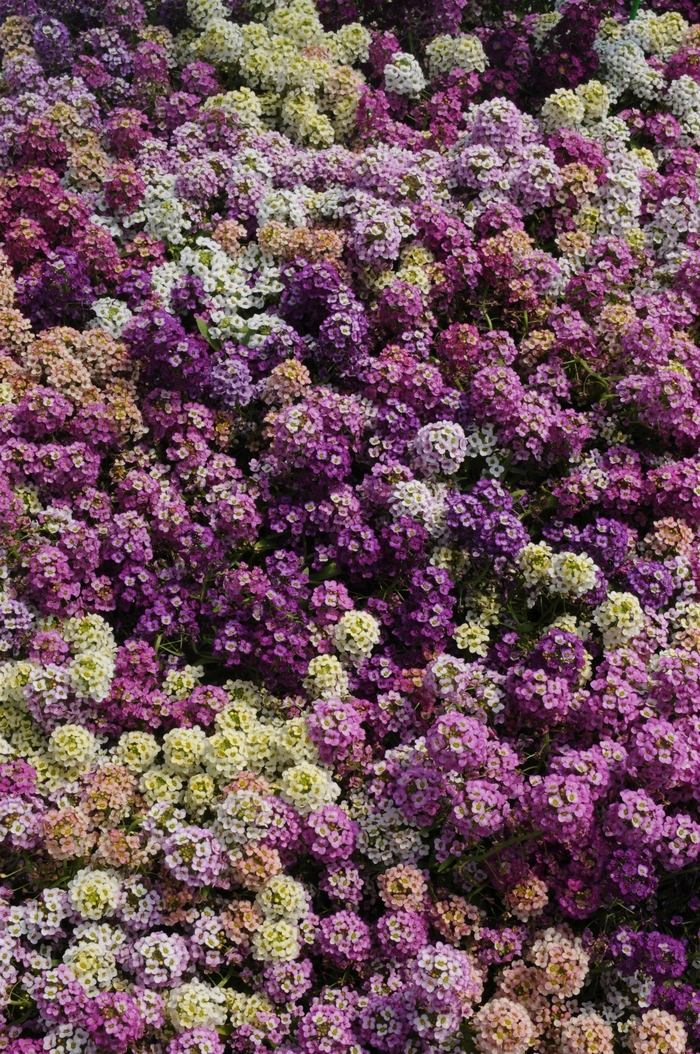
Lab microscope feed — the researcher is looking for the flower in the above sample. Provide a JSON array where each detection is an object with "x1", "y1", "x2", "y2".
[
  {"x1": 628, "y1": 1010, "x2": 687, "y2": 1054},
  {"x1": 67, "y1": 869, "x2": 122, "y2": 921},
  {"x1": 473, "y1": 998, "x2": 536, "y2": 1054},
  {"x1": 167, "y1": 981, "x2": 227, "y2": 1033}
]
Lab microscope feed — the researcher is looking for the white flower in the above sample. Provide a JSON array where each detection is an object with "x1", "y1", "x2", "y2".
[
  {"x1": 162, "y1": 727, "x2": 208, "y2": 775},
  {"x1": 63, "y1": 940, "x2": 118, "y2": 995},
  {"x1": 454, "y1": 621, "x2": 491, "y2": 658},
  {"x1": 180, "y1": 773, "x2": 215, "y2": 818},
  {"x1": 192, "y1": 16, "x2": 244, "y2": 67},
  {"x1": 205, "y1": 87, "x2": 264, "y2": 130},
  {"x1": 593, "y1": 591, "x2": 645, "y2": 648},
  {"x1": 517, "y1": 542, "x2": 555, "y2": 593},
  {"x1": 279, "y1": 761, "x2": 340, "y2": 815},
  {"x1": 332, "y1": 610, "x2": 381, "y2": 662},
  {"x1": 303, "y1": 655, "x2": 349, "y2": 700},
  {"x1": 168, "y1": 980, "x2": 227, "y2": 1032},
  {"x1": 549, "y1": 552, "x2": 600, "y2": 598},
  {"x1": 62, "y1": 614, "x2": 116, "y2": 657},
  {"x1": 384, "y1": 52, "x2": 426, "y2": 97},
  {"x1": 89, "y1": 299, "x2": 133, "y2": 339},
  {"x1": 576, "y1": 79, "x2": 611, "y2": 122},
  {"x1": 540, "y1": 89, "x2": 586, "y2": 132},
  {"x1": 389, "y1": 480, "x2": 447, "y2": 538},
  {"x1": 281, "y1": 92, "x2": 335, "y2": 148},
  {"x1": 204, "y1": 730, "x2": 249, "y2": 782},
  {"x1": 48, "y1": 725, "x2": 98, "y2": 772},
  {"x1": 68, "y1": 869, "x2": 122, "y2": 921},
  {"x1": 327, "y1": 23, "x2": 371, "y2": 65},
  {"x1": 0, "y1": 660, "x2": 33, "y2": 705},
  {"x1": 187, "y1": 0, "x2": 229, "y2": 30},
  {"x1": 255, "y1": 875, "x2": 310, "y2": 920},
  {"x1": 67, "y1": 651, "x2": 115, "y2": 703},
  {"x1": 425, "y1": 33, "x2": 487, "y2": 77},
  {"x1": 163, "y1": 664, "x2": 204, "y2": 700},
  {"x1": 266, "y1": 0, "x2": 324, "y2": 49},
  {"x1": 116, "y1": 731, "x2": 161, "y2": 774},
  {"x1": 625, "y1": 9, "x2": 687, "y2": 60},
  {"x1": 413, "y1": 421, "x2": 468, "y2": 476},
  {"x1": 274, "y1": 717, "x2": 319, "y2": 767},
  {"x1": 251, "y1": 918, "x2": 301, "y2": 961},
  {"x1": 667, "y1": 75, "x2": 700, "y2": 134},
  {"x1": 139, "y1": 767, "x2": 184, "y2": 805}
]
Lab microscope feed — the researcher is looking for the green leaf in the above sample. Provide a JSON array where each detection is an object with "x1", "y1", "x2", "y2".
[{"x1": 195, "y1": 316, "x2": 221, "y2": 351}]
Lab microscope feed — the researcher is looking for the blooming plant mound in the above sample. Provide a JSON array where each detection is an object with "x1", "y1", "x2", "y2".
[{"x1": 1, "y1": 0, "x2": 700, "y2": 1051}]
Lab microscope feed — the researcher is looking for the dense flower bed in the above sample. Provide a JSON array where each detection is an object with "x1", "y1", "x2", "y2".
[{"x1": 0, "y1": 0, "x2": 700, "y2": 1051}]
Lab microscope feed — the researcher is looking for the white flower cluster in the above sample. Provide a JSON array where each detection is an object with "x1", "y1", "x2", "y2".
[
  {"x1": 89, "y1": 298, "x2": 134, "y2": 339},
  {"x1": 413, "y1": 420, "x2": 468, "y2": 476},
  {"x1": 593, "y1": 12, "x2": 687, "y2": 103},
  {"x1": 48, "y1": 724, "x2": 99, "y2": 774},
  {"x1": 256, "y1": 874, "x2": 310, "y2": 920},
  {"x1": 517, "y1": 544, "x2": 600, "y2": 603},
  {"x1": 453, "y1": 620, "x2": 491, "y2": 658},
  {"x1": 257, "y1": 185, "x2": 317, "y2": 229},
  {"x1": 114, "y1": 732, "x2": 160, "y2": 774},
  {"x1": 517, "y1": 542, "x2": 556, "y2": 595},
  {"x1": 624, "y1": 9, "x2": 688, "y2": 60},
  {"x1": 162, "y1": 664, "x2": 204, "y2": 700},
  {"x1": 194, "y1": 17, "x2": 244, "y2": 67},
  {"x1": 151, "y1": 236, "x2": 283, "y2": 343},
  {"x1": 540, "y1": 89, "x2": 586, "y2": 133},
  {"x1": 425, "y1": 33, "x2": 488, "y2": 78},
  {"x1": 593, "y1": 591, "x2": 646, "y2": 648},
  {"x1": 186, "y1": 0, "x2": 371, "y2": 146},
  {"x1": 667, "y1": 75, "x2": 700, "y2": 137},
  {"x1": 593, "y1": 146, "x2": 643, "y2": 237},
  {"x1": 162, "y1": 726, "x2": 208, "y2": 774},
  {"x1": 280, "y1": 760, "x2": 340, "y2": 814},
  {"x1": 67, "y1": 869, "x2": 122, "y2": 922},
  {"x1": 303, "y1": 654, "x2": 350, "y2": 699},
  {"x1": 206, "y1": 86, "x2": 264, "y2": 130},
  {"x1": 540, "y1": 81, "x2": 611, "y2": 133},
  {"x1": 454, "y1": 590, "x2": 501, "y2": 658},
  {"x1": 168, "y1": 980, "x2": 227, "y2": 1032},
  {"x1": 187, "y1": 0, "x2": 229, "y2": 30},
  {"x1": 63, "y1": 933, "x2": 119, "y2": 995},
  {"x1": 251, "y1": 918, "x2": 301, "y2": 962},
  {"x1": 549, "y1": 552, "x2": 600, "y2": 598},
  {"x1": 384, "y1": 52, "x2": 427, "y2": 97},
  {"x1": 124, "y1": 170, "x2": 192, "y2": 246},
  {"x1": 332, "y1": 610, "x2": 381, "y2": 662}
]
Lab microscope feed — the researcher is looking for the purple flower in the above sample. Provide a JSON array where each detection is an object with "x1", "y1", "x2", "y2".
[
  {"x1": 317, "y1": 911, "x2": 372, "y2": 968},
  {"x1": 303, "y1": 805, "x2": 358, "y2": 862},
  {"x1": 161, "y1": 826, "x2": 225, "y2": 887},
  {"x1": 376, "y1": 909, "x2": 429, "y2": 960}
]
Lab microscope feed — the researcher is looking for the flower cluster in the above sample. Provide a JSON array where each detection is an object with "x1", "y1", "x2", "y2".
[{"x1": 0, "y1": 0, "x2": 699, "y2": 1051}]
